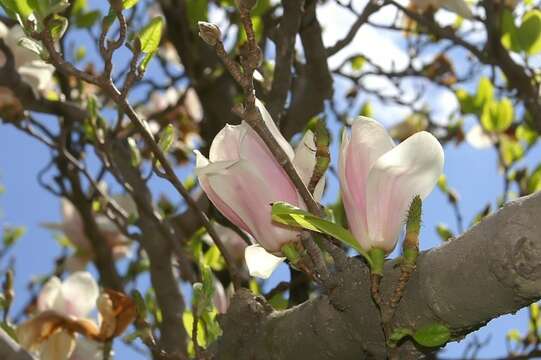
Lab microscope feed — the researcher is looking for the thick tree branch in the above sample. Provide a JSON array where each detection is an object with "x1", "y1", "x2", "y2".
[
  {"x1": 214, "y1": 192, "x2": 541, "y2": 359},
  {"x1": 267, "y1": 0, "x2": 305, "y2": 122},
  {"x1": 281, "y1": 0, "x2": 333, "y2": 139}
]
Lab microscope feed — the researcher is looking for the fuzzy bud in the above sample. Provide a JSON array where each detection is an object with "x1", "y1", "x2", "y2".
[{"x1": 198, "y1": 21, "x2": 221, "y2": 47}]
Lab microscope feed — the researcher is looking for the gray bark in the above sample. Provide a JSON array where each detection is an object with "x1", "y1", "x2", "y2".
[{"x1": 214, "y1": 192, "x2": 541, "y2": 359}]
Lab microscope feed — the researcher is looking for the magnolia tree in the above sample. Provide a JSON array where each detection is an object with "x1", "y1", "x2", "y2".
[{"x1": 0, "y1": 0, "x2": 540, "y2": 359}]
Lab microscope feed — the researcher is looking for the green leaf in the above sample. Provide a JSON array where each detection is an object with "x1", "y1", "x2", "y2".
[
  {"x1": 412, "y1": 323, "x2": 451, "y2": 347},
  {"x1": 501, "y1": 9, "x2": 521, "y2": 52},
  {"x1": 519, "y1": 10, "x2": 541, "y2": 55},
  {"x1": 359, "y1": 101, "x2": 373, "y2": 118},
  {"x1": 182, "y1": 311, "x2": 206, "y2": 347},
  {"x1": 3, "y1": 226, "x2": 25, "y2": 247},
  {"x1": 122, "y1": 0, "x2": 139, "y2": 9},
  {"x1": 516, "y1": 123, "x2": 538, "y2": 145},
  {"x1": 481, "y1": 98, "x2": 514, "y2": 133},
  {"x1": 127, "y1": 137, "x2": 141, "y2": 167},
  {"x1": 157, "y1": 124, "x2": 175, "y2": 153},
  {"x1": 527, "y1": 165, "x2": 541, "y2": 194},
  {"x1": 455, "y1": 89, "x2": 476, "y2": 115},
  {"x1": 138, "y1": 16, "x2": 164, "y2": 54},
  {"x1": 436, "y1": 224, "x2": 453, "y2": 242},
  {"x1": 140, "y1": 51, "x2": 156, "y2": 71},
  {"x1": 75, "y1": 10, "x2": 101, "y2": 28},
  {"x1": 389, "y1": 327, "x2": 413, "y2": 345},
  {"x1": 271, "y1": 202, "x2": 372, "y2": 266},
  {"x1": 500, "y1": 136, "x2": 524, "y2": 166},
  {"x1": 474, "y1": 77, "x2": 494, "y2": 109},
  {"x1": 11, "y1": 0, "x2": 32, "y2": 18},
  {"x1": 203, "y1": 245, "x2": 225, "y2": 271},
  {"x1": 350, "y1": 56, "x2": 365, "y2": 71},
  {"x1": 49, "y1": 15, "x2": 69, "y2": 41}
]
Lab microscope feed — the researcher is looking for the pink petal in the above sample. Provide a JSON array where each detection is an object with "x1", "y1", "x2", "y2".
[
  {"x1": 206, "y1": 160, "x2": 299, "y2": 252},
  {"x1": 339, "y1": 118, "x2": 394, "y2": 250},
  {"x1": 366, "y1": 131, "x2": 444, "y2": 252},
  {"x1": 195, "y1": 151, "x2": 251, "y2": 233}
]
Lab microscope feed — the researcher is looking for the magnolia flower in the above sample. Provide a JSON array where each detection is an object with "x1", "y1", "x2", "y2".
[
  {"x1": 43, "y1": 198, "x2": 132, "y2": 271},
  {"x1": 0, "y1": 23, "x2": 55, "y2": 91},
  {"x1": 409, "y1": 0, "x2": 473, "y2": 19},
  {"x1": 17, "y1": 272, "x2": 100, "y2": 360},
  {"x1": 196, "y1": 100, "x2": 324, "y2": 278},
  {"x1": 340, "y1": 117, "x2": 444, "y2": 253}
]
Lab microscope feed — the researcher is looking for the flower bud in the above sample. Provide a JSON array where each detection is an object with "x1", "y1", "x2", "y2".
[{"x1": 198, "y1": 21, "x2": 221, "y2": 47}]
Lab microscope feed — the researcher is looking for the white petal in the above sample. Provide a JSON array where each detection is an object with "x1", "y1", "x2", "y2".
[
  {"x1": 442, "y1": 0, "x2": 473, "y2": 19},
  {"x1": 39, "y1": 331, "x2": 76, "y2": 360},
  {"x1": 54, "y1": 272, "x2": 99, "y2": 318},
  {"x1": 293, "y1": 130, "x2": 325, "y2": 202},
  {"x1": 69, "y1": 338, "x2": 104, "y2": 360},
  {"x1": 255, "y1": 99, "x2": 295, "y2": 160},
  {"x1": 37, "y1": 277, "x2": 62, "y2": 312},
  {"x1": 209, "y1": 123, "x2": 246, "y2": 162},
  {"x1": 466, "y1": 124, "x2": 496, "y2": 149},
  {"x1": 245, "y1": 245, "x2": 285, "y2": 279},
  {"x1": 18, "y1": 61, "x2": 55, "y2": 91},
  {"x1": 366, "y1": 131, "x2": 444, "y2": 252}
]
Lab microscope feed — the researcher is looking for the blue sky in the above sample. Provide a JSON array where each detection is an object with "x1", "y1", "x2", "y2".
[{"x1": 1, "y1": 0, "x2": 541, "y2": 358}]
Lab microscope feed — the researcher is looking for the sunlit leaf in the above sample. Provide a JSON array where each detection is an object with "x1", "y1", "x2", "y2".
[
  {"x1": 271, "y1": 202, "x2": 371, "y2": 266},
  {"x1": 412, "y1": 323, "x2": 451, "y2": 347},
  {"x1": 519, "y1": 10, "x2": 541, "y2": 55}
]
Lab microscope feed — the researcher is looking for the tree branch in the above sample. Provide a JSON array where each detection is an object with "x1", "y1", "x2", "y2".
[{"x1": 213, "y1": 192, "x2": 541, "y2": 359}]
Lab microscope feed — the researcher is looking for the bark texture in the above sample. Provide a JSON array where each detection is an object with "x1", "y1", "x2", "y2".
[{"x1": 214, "y1": 192, "x2": 541, "y2": 359}]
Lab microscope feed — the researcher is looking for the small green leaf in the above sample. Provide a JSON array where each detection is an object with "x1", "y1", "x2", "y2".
[
  {"x1": 516, "y1": 123, "x2": 538, "y2": 145},
  {"x1": 140, "y1": 51, "x2": 156, "y2": 71},
  {"x1": 519, "y1": 10, "x2": 541, "y2": 55},
  {"x1": 474, "y1": 77, "x2": 494, "y2": 109},
  {"x1": 122, "y1": 0, "x2": 139, "y2": 9},
  {"x1": 389, "y1": 327, "x2": 413, "y2": 345},
  {"x1": 436, "y1": 224, "x2": 453, "y2": 242},
  {"x1": 501, "y1": 9, "x2": 521, "y2": 52},
  {"x1": 350, "y1": 55, "x2": 365, "y2": 71},
  {"x1": 3, "y1": 226, "x2": 25, "y2": 247},
  {"x1": 138, "y1": 17, "x2": 164, "y2": 54},
  {"x1": 455, "y1": 89, "x2": 476, "y2": 115},
  {"x1": 75, "y1": 10, "x2": 101, "y2": 28},
  {"x1": 157, "y1": 124, "x2": 175, "y2": 153},
  {"x1": 203, "y1": 245, "x2": 225, "y2": 271},
  {"x1": 481, "y1": 98, "x2": 514, "y2": 133},
  {"x1": 127, "y1": 137, "x2": 141, "y2": 167},
  {"x1": 271, "y1": 202, "x2": 371, "y2": 266},
  {"x1": 359, "y1": 101, "x2": 373, "y2": 118},
  {"x1": 49, "y1": 15, "x2": 69, "y2": 41},
  {"x1": 412, "y1": 323, "x2": 451, "y2": 347},
  {"x1": 500, "y1": 136, "x2": 524, "y2": 166},
  {"x1": 527, "y1": 165, "x2": 541, "y2": 194}
]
